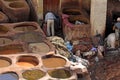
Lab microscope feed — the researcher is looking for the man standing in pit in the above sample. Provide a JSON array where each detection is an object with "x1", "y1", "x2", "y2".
[
  {"x1": 45, "y1": 12, "x2": 56, "y2": 36},
  {"x1": 113, "y1": 17, "x2": 120, "y2": 47}
]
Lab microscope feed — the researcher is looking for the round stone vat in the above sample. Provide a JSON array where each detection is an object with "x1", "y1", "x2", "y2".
[
  {"x1": 62, "y1": 14, "x2": 90, "y2": 40},
  {"x1": 0, "y1": 44, "x2": 24, "y2": 55},
  {"x1": 22, "y1": 69, "x2": 46, "y2": 80},
  {"x1": 13, "y1": 24, "x2": 37, "y2": 32},
  {"x1": 0, "y1": 72, "x2": 19, "y2": 80},
  {"x1": 62, "y1": 8, "x2": 81, "y2": 15},
  {"x1": 0, "y1": 25, "x2": 9, "y2": 34},
  {"x1": 16, "y1": 55, "x2": 39, "y2": 68},
  {"x1": 42, "y1": 55, "x2": 67, "y2": 68},
  {"x1": 0, "y1": 37, "x2": 13, "y2": 45},
  {"x1": 29, "y1": 42, "x2": 50, "y2": 53},
  {"x1": 48, "y1": 69, "x2": 72, "y2": 79},
  {"x1": 0, "y1": 57, "x2": 11, "y2": 68},
  {"x1": 1, "y1": 0, "x2": 30, "y2": 22},
  {"x1": 9, "y1": 2, "x2": 27, "y2": 9},
  {"x1": 14, "y1": 32, "x2": 44, "y2": 43}
]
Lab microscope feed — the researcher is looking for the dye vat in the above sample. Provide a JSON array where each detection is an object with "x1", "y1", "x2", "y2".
[
  {"x1": 14, "y1": 24, "x2": 37, "y2": 32},
  {"x1": 0, "y1": 72, "x2": 18, "y2": 80},
  {"x1": 0, "y1": 44, "x2": 24, "y2": 55},
  {"x1": 14, "y1": 32, "x2": 44, "y2": 43},
  {"x1": 68, "y1": 15, "x2": 89, "y2": 24},
  {"x1": 9, "y1": 2, "x2": 27, "y2": 8},
  {"x1": 0, "y1": 37, "x2": 12, "y2": 45},
  {"x1": 62, "y1": 8, "x2": 81, "y2": 15},
  {"x1": 0, "y1": 0, "x2": 30, "y2": 22},
  {"x1": 29, "y1": 42, "x2": 50, "y2": 53},
  {"x1": 0, "y1": 25, "x2": 9, "y2": 34},
  {"x1": 0, "y1": 57, "x2": 11, "y2": 68},
  {"x1": 62, "y1": 14, "x2": 90, "y2": 40},
  {"x1": 48, "y1": 69, "x2": 72, "y2": 79},
  {"x1": 16, "y1": 55, "x2": 39, "y2": 68},
  {"x1": 42, "y1": 55, "x2": 66, "y2": 68},
  {"x1": 22, "y1": 69, "x2": 46, "y2": 80}
]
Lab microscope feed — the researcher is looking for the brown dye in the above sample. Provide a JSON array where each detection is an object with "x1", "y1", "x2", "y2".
[
  {"x1": 29, "y1": 43, "x2": 50, "y2": 53},
  {"x1": 42, "y1": 57, "x2": 66, "y2": 68},
  {"x1": 0, "y1": 26, "x2": 9, "y2": 34},
  {"x1": 0, "y1": 59, "x2": 10, "y2": 68},
  {"x1": 22, "y1": 69, "x2": 46, "y2": 80},
  {"x1": 16, "y1": 62, "x2": 35, "y2": 68},
  {"x1": 48, "y1": 69, "x2": 71, "y2": 79},
  {"x1": 14, "y1": 25, "x2": 36, "y2": 32},
  {"x1": 17, "y1": 56, "x2": 39, "y2": 68},
  {"x1": 0, "y1": 46, "x2": 23, "y2": 55},
  {"x1": 63, "y1": 8, "x2": 81, "y2": 15}
]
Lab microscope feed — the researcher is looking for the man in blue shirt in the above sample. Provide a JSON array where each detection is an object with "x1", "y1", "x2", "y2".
[
  {"x1": 113, "y1": 17, "x2": 120, "y2": 46},
  {"x1": 113, "y1": 17, "x2": 120, "y2": 38},
  {"x1": 45, "y1": 12, "x2": 56, "y2": 36}
]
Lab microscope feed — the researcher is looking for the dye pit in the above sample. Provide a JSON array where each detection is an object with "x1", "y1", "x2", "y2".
[
  {"x1": 0, "y1": 72, "x2": 18, "y2": 80},
  {"x1": 42, "y1": 55, "x2": 66, "y2": 68},
  {"x1": 22, "y1": 69, "x2": 46, "y2": 80},
  {"x1": 48, "y1": 69, "x2": 72, "y2": 79}
]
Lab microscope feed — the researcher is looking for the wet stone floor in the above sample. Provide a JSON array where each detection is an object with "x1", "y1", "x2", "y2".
[{"x1": 88, "y1": 51, "x2": 120, "y2": 80}]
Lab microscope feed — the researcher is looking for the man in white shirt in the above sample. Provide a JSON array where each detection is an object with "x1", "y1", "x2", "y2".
[{"x1": 45, "y1": 12, "x2": 56, "y2": 36}]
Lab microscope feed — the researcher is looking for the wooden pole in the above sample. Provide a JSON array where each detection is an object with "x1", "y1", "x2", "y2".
[{"x1": 90, "y1": 0, "x2": 107, "y2": 37}]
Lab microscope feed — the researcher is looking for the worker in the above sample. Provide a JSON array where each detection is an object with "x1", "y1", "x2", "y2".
[
  {"x1": 113, "y1": 17, "x2": 120, "y2": 39},
  {"x1": 113, "y1": 17, "x2": 120, "y2": 46},
  {"x1": 45, "y1": 12, "x2": 56, "y2": 36}
]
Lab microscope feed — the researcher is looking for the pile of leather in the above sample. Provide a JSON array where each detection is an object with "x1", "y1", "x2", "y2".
[{"x1": 47, "y1": 36, "x2": 71, "y2": 58}]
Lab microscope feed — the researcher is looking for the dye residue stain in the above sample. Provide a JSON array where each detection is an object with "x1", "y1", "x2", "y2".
[
  {"x1": 42, "y1": 57, "x2": 66, "y2": 68},
  {"x1": 0, "y1": 45, "x2": 24, "y2": 55},
  {"x1": 0, "y1": 49, "x2": 23, "y2": 55},
  {"x1": 48, "y1": 69, "x2": 71, "y2": 79},
  {"x1": 29, "y1": 43, "x2": 50, "y2": 53},
  {"x1": 0, "y1": 59, "x2": 10, "y2": 68},
  {"x1": 22, "y1": 69, "x2": 46, "y2": 80},
  {"x1": 14, "y1": 26, "x2": 36, "y2": 32}
]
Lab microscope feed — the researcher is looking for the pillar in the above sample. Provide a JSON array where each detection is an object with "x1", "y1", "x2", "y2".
[{"x1": 90, "y1": 0, "x2": 107, "y2": 36}]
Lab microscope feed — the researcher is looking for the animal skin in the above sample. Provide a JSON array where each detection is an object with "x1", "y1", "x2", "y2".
[{"x1": 106, "y1": 33, "x2": 116, "y2": 48}]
